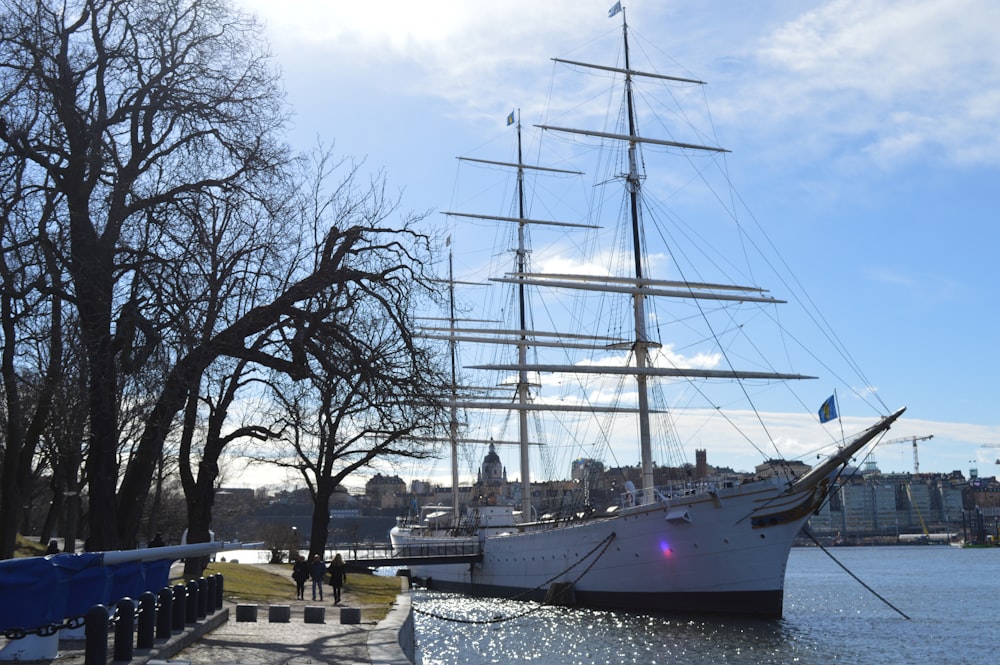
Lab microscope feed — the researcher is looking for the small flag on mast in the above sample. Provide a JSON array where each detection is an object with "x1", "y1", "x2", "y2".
[
  {"x1": 818, "y1": 395, "x2": 838, "y2": 423},
  {"x1": 506, "y1": 110, "x2": 515, "y2": 126},
  {"x1": 608, "y1": 1, "x2": 622, "y2": 18}
]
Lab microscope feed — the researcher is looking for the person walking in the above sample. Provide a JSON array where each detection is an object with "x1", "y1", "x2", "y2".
[
  {"x1": 308, "y1": 554, "x2": 326, "y2": 601},
  {"x1": 292, "y1": 555, "x2": 309, "y2": 600},
  {"x1": 327, "y1": 553, "x2": 347, "y2": 604}
]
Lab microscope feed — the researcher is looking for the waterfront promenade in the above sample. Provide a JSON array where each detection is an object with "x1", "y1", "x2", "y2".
[
  {"x1": 25, "y1": 563, "x2": 413, "y2": 665},
  {"x1": 172, "y1": 583, "x2": 413, "y2": 665}
]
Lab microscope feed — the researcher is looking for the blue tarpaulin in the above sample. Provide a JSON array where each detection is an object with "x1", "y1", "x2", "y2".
[{"x1": 0, "y1": 553, "x2": 173, "y2": 632}]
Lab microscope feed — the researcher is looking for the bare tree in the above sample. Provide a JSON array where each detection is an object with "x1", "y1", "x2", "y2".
[
  {"x1": 266, "y1": 258, "x2": 447, "y2": 557},
  {"x1": 0, "y1": 0, "x2": 292, "y2": 550},
  {"x1": 0, "y1": 0, "x2": 447, "y2": 558},
  {"x1": 146, "y1": 182, "x2": 295, "y2": 570},
  {"x1": 33, "y1": 322, "x2": 89, "y2": 553},
  {"x1": 0, "y1": 140, "x2": 69, "y2": 557}
]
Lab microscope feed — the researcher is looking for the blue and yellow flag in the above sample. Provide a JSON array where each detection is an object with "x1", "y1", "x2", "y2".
[
  {"x1": 506, "y1": 110, "x2": 515, "y2": 126},
  {"x1": 818, "y1": 395, "x2": 838, "y2": 423}
]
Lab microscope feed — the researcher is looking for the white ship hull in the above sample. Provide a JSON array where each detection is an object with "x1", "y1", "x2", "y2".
[{"x1": 391, "y1": 476, "x2": 825, "y2": 617}]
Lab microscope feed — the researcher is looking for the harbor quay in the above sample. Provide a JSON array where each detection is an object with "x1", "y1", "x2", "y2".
[
  {"x1": 0, "y1": 560, "x2": 414, "y2": 665},
  {"x1": 169, "y1": 582, "x2": 414, "y2": 665}
]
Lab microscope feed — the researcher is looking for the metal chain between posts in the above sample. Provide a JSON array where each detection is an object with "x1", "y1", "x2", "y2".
[
  {"x1": 4, "y1": 573, "x2": 223, "y2": 642},
  {"x1": 3, "y1": 587, "x2": 169, "y2": 640},
  {"x1": 3, "y1": 615, "x2": 86, "y2": 641}
]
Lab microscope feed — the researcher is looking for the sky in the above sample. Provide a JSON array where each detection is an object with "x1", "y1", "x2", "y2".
[{"x1": 227, "y1": 0, "x2": 1000, "y2": 490}]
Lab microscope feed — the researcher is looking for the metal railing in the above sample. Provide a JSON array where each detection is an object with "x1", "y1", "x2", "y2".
[{"x1": 391, "y1": 541, "x2": 480, "y2": 559}]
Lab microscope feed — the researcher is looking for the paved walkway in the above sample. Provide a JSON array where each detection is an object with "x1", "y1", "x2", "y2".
[
  {"x1": 172, "y1": 565, "x2": 413, "y2": 665},
  {"x1": 29, "y1": 564, "x2": 413, "y2": 665}
]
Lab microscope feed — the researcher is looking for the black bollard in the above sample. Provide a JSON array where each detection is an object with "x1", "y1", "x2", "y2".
[
  {"x1": 84, "y1": 604, "x2": 109, "y2": 665},
  {"x1": 205, "y1": 575, "x2": 217, "y2": 612},
  {"x1": 171, "y1": 584, "x2": 186, "y2": 631},
  {"x1": 113, "y1": 598, "x2": 134, "y2": 662},
  {"x1": 214, "y1": 573, "x2": 224, "y2": 608},
  {"x1": 185, "y1": 580, "x2": 198, "y2": 624},
  {"x1": 137, "y1": 591, "x2": 156, "y2": 649},
  {"x1": 196, "y1": 577, "x2": 207, "y2": 619},
  {"x1": 156, "y1": 588, "x2": 173, "y2": 639}
]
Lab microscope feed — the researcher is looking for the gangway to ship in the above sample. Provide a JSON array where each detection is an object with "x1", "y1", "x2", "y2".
[{"x1": 345, "y1": 542, "x2": 482, "y2": 569}]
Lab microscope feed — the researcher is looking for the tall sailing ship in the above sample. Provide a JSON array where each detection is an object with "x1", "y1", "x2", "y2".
[{"x1": 390, "y1": 6, "x2": 904, "y2": 617}]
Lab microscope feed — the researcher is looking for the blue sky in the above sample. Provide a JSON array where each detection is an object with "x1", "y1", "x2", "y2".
[{"x1": 231, "y1": 0, "x2": 1000, "y2": 487}]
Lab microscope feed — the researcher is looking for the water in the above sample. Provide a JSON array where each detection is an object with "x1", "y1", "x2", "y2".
[{"x1": 412, "y1": 546, "x2": 1000, "y2": 664}]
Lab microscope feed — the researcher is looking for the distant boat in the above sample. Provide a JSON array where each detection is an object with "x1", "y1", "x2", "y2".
[{"x1": 391, "y1": 6, "x2": 904, "y2": 617}]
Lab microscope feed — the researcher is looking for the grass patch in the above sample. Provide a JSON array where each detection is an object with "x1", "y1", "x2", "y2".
[
  {"x1": 202, "y1": 561, "x2": 296, "y2": 603},
  {"x1": 344, "y1": 570, "x2": 405, "y2": 609},
  {"x1": 15, "y1": 535, "x2": 47, "y2": 557}
]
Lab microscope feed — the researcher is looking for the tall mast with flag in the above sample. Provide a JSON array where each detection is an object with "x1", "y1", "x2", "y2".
[{"x1": 441, "y1": 108, "x2": 589, "y2": 519}]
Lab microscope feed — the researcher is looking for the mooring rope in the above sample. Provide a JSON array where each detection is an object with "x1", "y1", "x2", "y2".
[
  {"x1": 412, "y1": 531, "x2": 618, "y2": 624},
  {"x1": 802, "y1": 528, "x2": 911, "y2": 620}
]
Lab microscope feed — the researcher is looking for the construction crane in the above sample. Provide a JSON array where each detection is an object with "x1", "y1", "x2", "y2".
[
  {"x1": 979, "y1": 443, "x2": 1000, "y2": 464},
  {"x1": 881, "y1": 435, "x2": 934, "y2": 474}
]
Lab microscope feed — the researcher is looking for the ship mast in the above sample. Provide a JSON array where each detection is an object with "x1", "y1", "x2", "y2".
[
  {"x1": 513, "y1": 117, "x2": 533, "y2": 519},
  {"x1": 619, "y1": 12, "x2": 657, "y2": 503},
  {"x1": 447, "y1": 250, "x2": 461, "y2": 519},
  {"x1": 536, "y1": 8, "x2": 796, "y2": 507},
  {"x1": 442, "y1": 113, "x2": 588, "y2": 520}
]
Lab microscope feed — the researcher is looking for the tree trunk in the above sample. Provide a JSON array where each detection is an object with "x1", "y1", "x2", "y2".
[
  {"x1": 73, "y1": 215, "x2": 120, "y2": 551},
  {"x1": 63, "y1": 490, "x2": 82, "y2": 554},
  {"x1": 182, "y1": 484, "x2": 216, "y2": 578},
  {"x1": 308, "y1": 478, "x2": 336, "y2": 560},
  {"x1": 0, "y1": 458, "x2": 23, "y2": 559},
  {"x1": 37, "y1": 490, "x2": 65, "y2": 546},
  {"x1": 146, "y1": 455, "x2": 165, "y2": 542}
]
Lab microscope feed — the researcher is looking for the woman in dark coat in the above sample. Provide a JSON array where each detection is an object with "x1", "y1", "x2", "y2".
[
  {"x1": 291, "y1": 555, "x2": 309, "y2": 600},
  {"x1": 327, "y1": 553, "x2": 347, "y2": 604}
]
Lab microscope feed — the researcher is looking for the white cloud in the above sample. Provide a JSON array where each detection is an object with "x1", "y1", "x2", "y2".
[
  {"x1": 237, "y1": 0, "x2": 1000, "y2": 170},
  {"x1": 747, "y1": 0, "x2": 1000, "y2": 168}
]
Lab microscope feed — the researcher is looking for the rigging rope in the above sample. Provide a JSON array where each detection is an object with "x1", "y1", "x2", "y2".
[
  {"x1": 792, "y1": 436, "x2": 910, "y2": 620},
  {"x1": 801, "y1": 528, "x2": 911, "y2": 620},
  {"x1": 411, "y1": 531, "x2": 617, "y2": 624}
]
